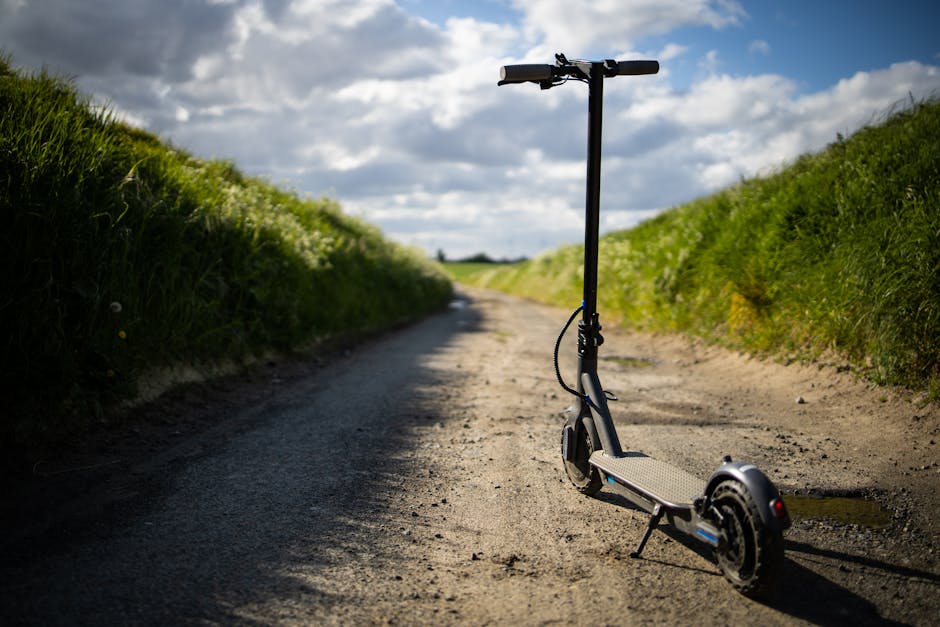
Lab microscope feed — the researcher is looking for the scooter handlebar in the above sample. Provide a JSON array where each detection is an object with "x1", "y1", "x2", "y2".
[
  {"x1": 499, "y1": 59, "x2": 659, "y2": 86},
  {"x1": 615, "y1": 60, "x2": 659, "y2": 76},
  {"x1": 498, "y1": 64, "x2": 554, "y2": 85}
]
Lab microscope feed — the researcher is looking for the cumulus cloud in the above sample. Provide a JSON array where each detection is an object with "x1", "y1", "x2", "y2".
[{"x1": 1, "y1": 0, "x2": 938, "y2": 259}]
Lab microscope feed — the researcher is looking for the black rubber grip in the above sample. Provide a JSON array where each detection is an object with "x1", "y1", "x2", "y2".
[
  {"x1": 499, "y1": 64, "x2": 553, "y2": 84},
  {"x1": 616, "y1": 60, "x2": 659, "y2": 76}
]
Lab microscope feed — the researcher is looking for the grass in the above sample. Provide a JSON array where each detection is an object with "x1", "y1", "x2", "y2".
[
  {"x1": 0, "y1": 57, "x2": 453, "y2": 447},
  {"x1": 468, "y1": 97, "x2": 940, "y2": 393}
]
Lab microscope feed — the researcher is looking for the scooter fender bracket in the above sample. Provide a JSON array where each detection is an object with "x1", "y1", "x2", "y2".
[
  {"x1": 561, "y1": 424, "x2": 575, "y2": 461},
  {"x1": 561, "y1": 413, "x2": 600, "y2": 462},
  {"x1": 703, "y1": 461, "x2": 791, "y2": 531}
]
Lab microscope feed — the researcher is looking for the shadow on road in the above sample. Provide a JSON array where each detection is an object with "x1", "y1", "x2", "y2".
[
  {"x1": 0, "y1": 295, "x2": 485, "y2": 625},
  {"x1": 595, "y1": 489, "x2": 932, "y2": 626},
  {"x1": 774, "y1": 539, "x2": 938, "y2": 626}
]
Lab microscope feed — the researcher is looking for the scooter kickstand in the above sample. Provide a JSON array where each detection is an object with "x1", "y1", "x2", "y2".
[{"x1": 630, "y1": 504, "x2": 663, "y2": 558}]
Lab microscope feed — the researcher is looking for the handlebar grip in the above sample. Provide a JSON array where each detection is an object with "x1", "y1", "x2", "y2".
[
  {"x1": 616, "y1": 60, "x2": 659, "y2": 76},
  {"x1": 498, "y1": 64, "x2": 554, "y2": 85}
]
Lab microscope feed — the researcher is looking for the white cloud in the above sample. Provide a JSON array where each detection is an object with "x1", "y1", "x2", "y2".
[
  {"x1": 513, "y1": 0, "x2": 745, "y2": 56},
  {"x1": 699, "y1": 49, "x2": 721, "y2": 74},
  {"x1": 659, "y1": 43, "x2": 689, "y2": 62},
  {"x1": 749, "y1": 39, "x2": 771, "y2": 56}
]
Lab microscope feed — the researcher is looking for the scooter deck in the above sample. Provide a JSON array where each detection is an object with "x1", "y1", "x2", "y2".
[{"x1": 589, "y1": 451, "x2": 703, "y2": 510}]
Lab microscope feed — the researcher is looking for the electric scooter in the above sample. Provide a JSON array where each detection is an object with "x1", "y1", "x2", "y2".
[{"x1": 498, "y1": 54, "x2": 790, "y2": 598}]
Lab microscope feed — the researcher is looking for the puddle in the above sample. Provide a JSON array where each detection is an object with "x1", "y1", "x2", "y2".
[
  {"x1": 449, "y1": 299, "x2": 468, "y2": 310},
  {"x1": 784, "y1": 494, "x2": 893, "y2": 529},
  {"x1": 603, "y1": 356, "x2": 654, "y2": 368}
]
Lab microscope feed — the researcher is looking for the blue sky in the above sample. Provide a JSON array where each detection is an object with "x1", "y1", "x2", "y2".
[
  {"x1": 2, "y1": 0, "x2": 939, "y2": 259},
  {"x1": 658, "y1": 1, "x2": 940, "y2": 91}
]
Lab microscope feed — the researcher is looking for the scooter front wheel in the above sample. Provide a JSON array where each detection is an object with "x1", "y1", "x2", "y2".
[
  {"x1": 561, "y1": 418, "x2": 602, "y2": 496},
  {"x1": 711, "y1": 479, "x2": 784, "y2": 599}
]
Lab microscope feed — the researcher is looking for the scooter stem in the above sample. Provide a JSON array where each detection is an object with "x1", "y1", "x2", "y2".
[
  {"x1": 577, "y1": 63, "x2": 606, "y2": 376},
  {"x1": 582, "y1": 63, "x2": 604, "y2": 332},
  {"x1": 575, "y1": 63, "x2": 623, "y2": 457}
]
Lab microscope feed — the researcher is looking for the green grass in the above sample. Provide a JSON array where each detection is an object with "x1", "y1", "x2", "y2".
[
  {"x1": 0, "y1": 57, "x2": 453, "y2": 447},
  {"x1": 470, "y1": 97, "x2": 940, "y2": 393}
]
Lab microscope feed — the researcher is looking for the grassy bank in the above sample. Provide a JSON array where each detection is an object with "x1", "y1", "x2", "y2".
[
  {"x1": 1, "y1": 58, "x2": 452, "y2": 446},
  {"x1": 469, "y1": 98, "x2": 940, "y2": 394}
]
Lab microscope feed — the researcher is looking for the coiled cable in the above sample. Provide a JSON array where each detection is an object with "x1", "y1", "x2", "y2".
[{"x1": 553, "y1": 305, "x2": 583, "y2": 398}]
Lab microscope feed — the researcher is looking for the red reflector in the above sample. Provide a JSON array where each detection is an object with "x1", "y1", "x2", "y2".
[{"x1": 771, "y1": 498, "x2": 788, "y2": 518}]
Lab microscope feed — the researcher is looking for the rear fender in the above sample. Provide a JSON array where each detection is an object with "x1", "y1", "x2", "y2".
[{"x1": 704, "y1": 461, "x2": 791, "y2": 531}]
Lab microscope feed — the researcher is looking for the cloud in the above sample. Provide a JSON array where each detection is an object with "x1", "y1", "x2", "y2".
[
  {"x1": 2, "y1": 0, "x2": 939, "y2": 260},
  {"x1": 1, "y1": 0, "x2": 239, "y2": 80},
  {"x1": 698, "y1": 49, "x2": 722, "y2": 75},
  {"x1": 749, "y1": 39, "x2": 771, "y2": 56},
  {"x1": 513, "y1": 0, "x2": 746, "y2": 56}
]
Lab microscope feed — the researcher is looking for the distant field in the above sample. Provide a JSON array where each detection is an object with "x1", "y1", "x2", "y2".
[{"x1": 441, "y1": 262, "x2": 520, "y2": 283}]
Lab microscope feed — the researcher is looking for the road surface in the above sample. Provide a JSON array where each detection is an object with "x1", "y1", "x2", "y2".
[{"x1": 2, "y1": 288, "x2": 938, "y2": 625}]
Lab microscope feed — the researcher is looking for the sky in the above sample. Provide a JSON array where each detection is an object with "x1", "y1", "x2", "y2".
[{"x1": 2, "y1": 0, "x2": 939, "y2": 259}]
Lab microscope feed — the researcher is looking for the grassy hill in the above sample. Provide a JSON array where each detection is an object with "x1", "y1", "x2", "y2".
[
  {"x1": 1, "y1": 57, "x2": 452, "y2": 446},
  {"x1": 465, "y1": 98, "x2": 940, "y2": 396}
]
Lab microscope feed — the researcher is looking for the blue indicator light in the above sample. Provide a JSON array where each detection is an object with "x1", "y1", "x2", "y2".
[
  {"x1": 607, "y1": 477, "x2": 616, "y2": 484},
  {"x1": 696, "y1": 529, "x2": 718, "y2": 544}
]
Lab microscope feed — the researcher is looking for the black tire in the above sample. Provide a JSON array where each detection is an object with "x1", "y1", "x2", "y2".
[
  {"x1": 562, "y1": 418, "x2": 602, "y2": 495},
  {"x1": 711, "y1": 479, "x2": 784, "y2": 599}
]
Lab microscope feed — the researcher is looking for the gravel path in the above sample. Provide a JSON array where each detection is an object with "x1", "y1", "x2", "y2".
[{"x1": 2, "y1": 287, "x2": 938, "y2": 625}]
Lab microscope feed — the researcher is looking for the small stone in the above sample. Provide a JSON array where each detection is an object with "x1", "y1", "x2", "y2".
[{"x1": 796, "y1": 396, "x2": 806, "y2": 404}]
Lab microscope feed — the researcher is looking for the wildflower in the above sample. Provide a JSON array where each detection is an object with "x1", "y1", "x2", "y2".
[
  {"x1": 110, "y1": 302, "x2": 122, "y2": 314},
  {"x1": 106, "y1": 369, "x2": 115, "y2": 378},
  {"x1": 118, "y1": 330, "x2": 127, "y2": 340}
]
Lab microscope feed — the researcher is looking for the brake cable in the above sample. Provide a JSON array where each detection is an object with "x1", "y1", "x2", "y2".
[{"x1": 553, "y1": 304, "x2": 584, "y2": 398}]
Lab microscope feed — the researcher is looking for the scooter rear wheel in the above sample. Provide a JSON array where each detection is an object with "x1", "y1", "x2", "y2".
[
  {"x1": 711, "y1": 479, "x2": 784, "y2": 599},
  {"x1": 561, "y1": 418, "x2": 602, "y2": 495}
]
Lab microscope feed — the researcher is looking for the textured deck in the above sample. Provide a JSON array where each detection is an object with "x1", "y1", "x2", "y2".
[{"x1": 590, "y1": 452, "x2": 703, "y2": 508}]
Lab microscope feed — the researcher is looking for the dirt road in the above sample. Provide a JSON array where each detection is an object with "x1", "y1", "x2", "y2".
[{"x1": 2, "y1": 287, "x2": 938, "y2": 625}]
